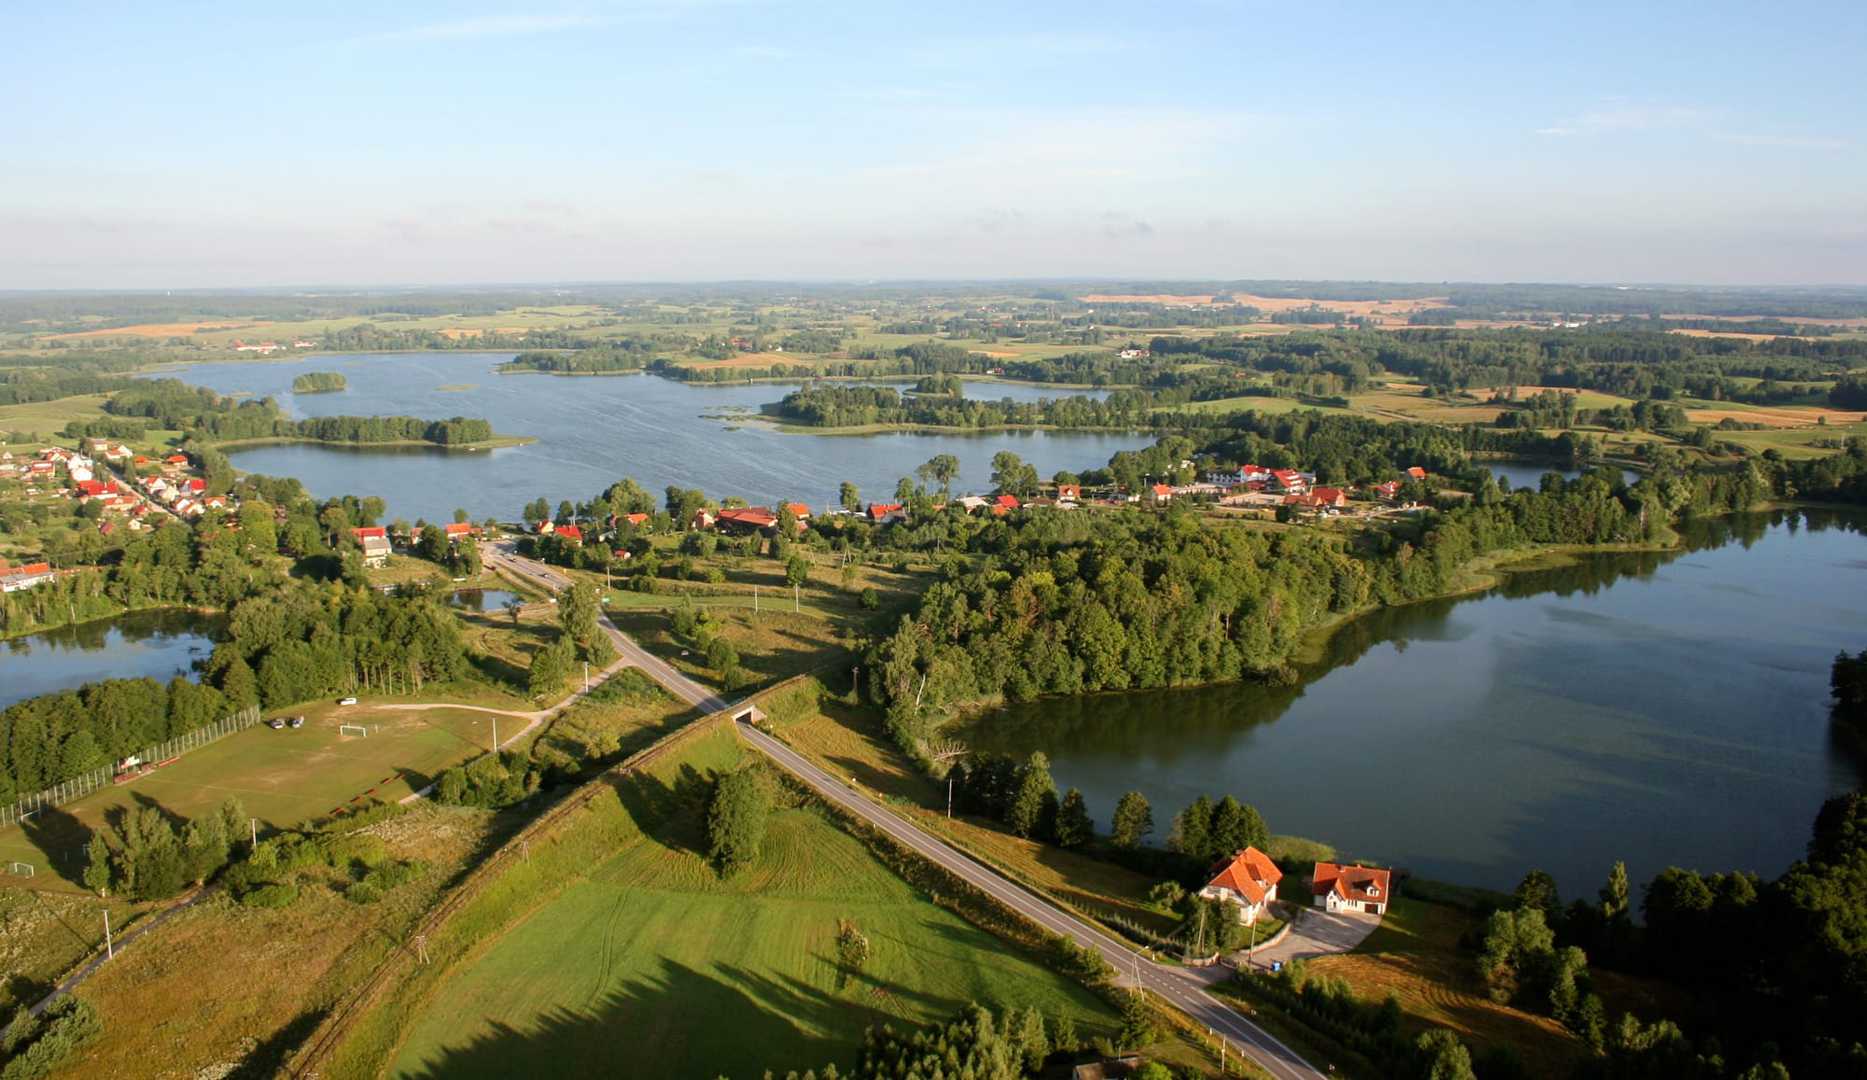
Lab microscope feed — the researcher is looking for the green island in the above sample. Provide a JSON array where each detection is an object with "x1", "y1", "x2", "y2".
[
  {"x1": 1, "y1": 281, "x2": 1865, "y2": 1080},
  {"x1": 291, "y1": 371, "x2": 348, "y2": 393}
]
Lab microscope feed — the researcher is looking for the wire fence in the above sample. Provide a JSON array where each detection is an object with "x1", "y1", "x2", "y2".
[{"x1": 0, "y1": 705, "x2": 263, "y2": 831}]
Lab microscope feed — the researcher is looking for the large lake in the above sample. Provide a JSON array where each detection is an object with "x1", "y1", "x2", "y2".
[
  {"x1": 1, "y1": 610, "x2": 221, "y2": 709},
  {"x1": 163, "y1": 353, "x2": 1149, "y2": 523},
  {"x1": 965, "y1": 510, "x2": 1867, "y2": 896}
]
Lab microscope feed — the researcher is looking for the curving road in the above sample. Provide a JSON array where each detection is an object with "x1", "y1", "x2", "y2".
[
  {"x1": 493, "y1": 542, "x2": 1324, "y2": 1077},
  {"x1": 735, "y1": 717, "x2": 1329, "y2": 1080}
]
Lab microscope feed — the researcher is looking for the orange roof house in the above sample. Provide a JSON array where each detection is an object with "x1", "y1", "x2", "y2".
[
  {"x1": 1197, "y1": 846, "x2": 1282, "y2": 923},
  {"x1": 781, "y1": 502, "x2": 812, "y2": 522},
  {"x1": 1311, "y1": 862, "x2": 1393, "y2": 916},
  {"x1": 1405, "y1": 466, "x2": 1428, "y2": 480},
  {"x1": 554, "y1": 524, "x2": 584, "y2": 545},
  {"x1": 717, "y1": 507, "x2": 778, "y2": 532}
]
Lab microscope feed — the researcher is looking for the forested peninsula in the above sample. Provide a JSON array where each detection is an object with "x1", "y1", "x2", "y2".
[{"x1": 290, "y1": 371, "x2": 347, "y2": 393}]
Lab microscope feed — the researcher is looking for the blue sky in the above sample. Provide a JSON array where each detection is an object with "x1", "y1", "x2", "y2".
[{"x1": 4, "y1": 1, "x2": 1864, "y2": 288}]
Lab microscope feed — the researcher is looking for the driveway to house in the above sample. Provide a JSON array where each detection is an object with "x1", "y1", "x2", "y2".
[{"x1": 1242, "y1": 905, "x2": 1382, "y2": 970}]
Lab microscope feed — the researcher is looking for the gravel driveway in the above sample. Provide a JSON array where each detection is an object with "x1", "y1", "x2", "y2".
[{"x1": 1242, "y1": 904, "x2": 1382, "y2": 969}]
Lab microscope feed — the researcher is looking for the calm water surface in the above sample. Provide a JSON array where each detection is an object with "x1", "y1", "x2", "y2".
[
  {"x1": 163, "y1": 353, "x2": 1149, "y2": 522},
  {"x1": 447, "y1": 588, "x2": 520, "y2": 612},
  {"x1": 966, "y1": 510, "x2": 1867, "y2": 895},
  {"x1": 1, "y1": 610, "x2": 222, "y2": 708}
]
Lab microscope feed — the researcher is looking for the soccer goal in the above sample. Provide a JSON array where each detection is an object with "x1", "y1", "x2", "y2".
[
  {"x1": 338, "y1": 724, "x2": 369, "y2": 738},
  {"x1": 8, "y1": 862, "x2": 33, "y2": 878}
]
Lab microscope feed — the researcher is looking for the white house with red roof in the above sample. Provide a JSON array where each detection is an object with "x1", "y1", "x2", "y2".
[
  {"x1": 1311, "y1": 862, "x2": 1393, "y2": 916},
  {"x1": 717, "y1": 506, "x2": 778, "y2": 533},
  {"x1": 865, "y1": 502, "x2": 905, "y2": 524},
  {"x1": 1198, "y1": 846, "x2": 1283, "y2": 924}
]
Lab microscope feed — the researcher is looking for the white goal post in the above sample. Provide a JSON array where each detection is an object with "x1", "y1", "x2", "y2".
[
  {"x1": 338, "y1": 724, "x2": 370, "y2": 738},
  {"x1": 8, "y1": 862, "x2": 33, "y2": 877}
]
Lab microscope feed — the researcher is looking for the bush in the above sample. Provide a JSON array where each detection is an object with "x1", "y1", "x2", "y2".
[
  {"x1": 238, "y1": 882, "x2": 299, "y2": 909},
  {"x1": 859, "y1": 587, "x2": 880, "y2": 610},
  {"x1": 0, "y1": 996, "x2": 101, "y2": 1080}
]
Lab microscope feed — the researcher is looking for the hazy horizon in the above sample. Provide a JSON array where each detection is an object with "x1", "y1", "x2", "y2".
[{"x1": 6, "y1": 1, "x2": 1864, "y2": 290}]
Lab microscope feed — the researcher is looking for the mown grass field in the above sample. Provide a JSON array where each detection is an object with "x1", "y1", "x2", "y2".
[
  {"x1": 0, "y1": 705, "x2": 489, "y2": 887},
  {"x1": 385, "y1": 725, "x2": 1117, "y2": 1079}
]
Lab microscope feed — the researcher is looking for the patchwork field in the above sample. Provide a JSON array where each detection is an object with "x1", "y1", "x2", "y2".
[{"x1": 385, "y1": 725, "x2": 1116, "y2": 1079}]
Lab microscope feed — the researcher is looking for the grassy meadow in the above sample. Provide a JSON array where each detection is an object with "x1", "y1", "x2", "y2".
[{"x1": 378, "y1": 724, "x2": 1117, "y2": 1079}]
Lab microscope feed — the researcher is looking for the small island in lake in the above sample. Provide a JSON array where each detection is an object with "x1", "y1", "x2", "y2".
[{"x1": 291, "y1": 371, "x2": 348, "y2": 393}]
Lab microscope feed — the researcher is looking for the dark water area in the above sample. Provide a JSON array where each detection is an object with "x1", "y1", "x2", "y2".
[
  {"x1": 448, "y1": 588, "x2": 520, "y2": 612},
  {"x1": 1482, "y1": 459, "x2": 1638, "y2": 490},
  {"x1": 0, "y1": 609, "x2": 224, "y2": 708},
  {"x1": 965, "y1": 510, "x2": 1867, "y2": 895},
  {"x1": 161, "y1": 353, "x2": 1150, "y2": 523}
]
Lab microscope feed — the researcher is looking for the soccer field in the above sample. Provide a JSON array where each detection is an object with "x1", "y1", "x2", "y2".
[
  {"x1": 0, "y1": 705, "x2": 495, "y2": 885},
  {"x1": 386, "y1": 727, "x2": 1115, "y2": 1079}
]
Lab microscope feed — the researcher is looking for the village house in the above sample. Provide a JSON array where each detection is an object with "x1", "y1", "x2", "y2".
[
  {"x1": 1117, "y1": 347, "x2": 1150, "y2": 360},
  {"x1": 1371, "y1": 480, "x2": 1402, "y2": 500},
  {"x1": 1406, "y1": 466, "x2": 1428, "y2": 480},
  {"x1": 992, "y1": 494, "x2": 1020, "y2": 516},
  {"x1": 1056, "y1": 483, "x2": 1082, "y2": 503},
  {"x1": 443, "y1": 521, "x2": 476, "y2": 544},
  {"x1": 955, "y1": 495, "x2": 990, "y2": 514},
  {"x1": 0, "y1": 561, "x2": 57, "y2": 593},
  {"x1": 352, "y1": 526, "x2": 392, "y2": 568},
  {"x1": 690, "y1": 508, "x2": 717, "y2": 531},
  {"x1": 1268, "y1": 469, "x2": 1311, "y2": 495},
  {"x1": 1311, "y1": 862, "x2": 1393, "y2": 916},
  {"x1": 865, "y1": 502, "x2": 905, "y2": 525},
  {"x1": 1147, "y1": 483, "x2": 1173, "y2": 506},
  {"x1": 781, "y1": 502, "x2": 811, "y2": 525},
  {"x1": 1198, "y1": 846, "x2": 1283, "y2": 924},
  {"x1": 717, "y1": 507, "x2": 778, "y2": 534},
  {"x1": 554, "y1": 524, "x2": 584, "y2": 546}
]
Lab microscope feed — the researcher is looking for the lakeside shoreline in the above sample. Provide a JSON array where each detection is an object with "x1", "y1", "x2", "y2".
[{"x1": 207, "y1": 433, "x2": 535, "y2": 453}]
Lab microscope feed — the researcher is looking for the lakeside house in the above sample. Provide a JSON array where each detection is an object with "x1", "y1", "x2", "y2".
[
  {"x1": 1148, "y1": 483, "x2": 1173, "y2": 506},
  {"x1": 866, "y1": 502, "x2": 905, "y2": 524},
  {"x1": 1056, "y1": 483, "x2": 1082, "y2": 503},
  {"x1": 0, "y1": 561, "x2": 57, "y2": 593},
  {"x1": 443, "y1": 522, "x2": 476, "y2": 544},
  {"x1": 352, "y1": 526, "x2": 392, "y2": 567},
  {"x1": 1372, "y1": 480, "x2": 1402, "y2": 500},
  {"x1": 690, "y1": 508, "x2": 717, "y2": 531},
  {"x1": 554, "y1": 524, "x2": 584, "y2": 546},
  {"x1": 1311, "y1": 862, "x2": 1393, "y2": 916},
  {"x1": 992, "y1": 494, "x2": 1020, "y2": 516},
  {"x1": 1197, "y1": 846, "x2": 1282, "y2": 924},
  {"x1": 1406, "y1": 466, "x2": 1428, "y2": 480},
  {"x1": 717, "y1": 507, "x2": 779, "y2": 533},
  {"x1": 781, "y1": 502, "x2": 811, "y2": 524}
]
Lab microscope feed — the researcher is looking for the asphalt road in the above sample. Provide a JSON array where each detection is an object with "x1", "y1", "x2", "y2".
[
  {"x1": 735, "y1": 717, "x2": 1330, "y2": 1080},
  {"x1": 494, "y1": 543, "x2": 1323, "y2": 1077},
  {"x1": 485, "y1": 545, "x2": 730, "y2": 714}
]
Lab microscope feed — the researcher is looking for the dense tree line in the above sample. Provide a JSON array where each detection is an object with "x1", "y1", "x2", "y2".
[
  {"x1": 1834, "y1": 650, "x2": 1867, "y2": 728},
  {"x1": 1783, "y1": 437, "x2": 1867, "y2": 504},
  {"x1": 103, "y1": 379, "x2": 494, "y2": 445},
  {"x1": 498, "y1": 343, "x2": 658, "y2": 374},
  {"x1": 867, "y1": 455, "x2": 1769, "y2": 753},
  {"x1": 289, "y1": 371, "x2": 347, "y2": 393}
]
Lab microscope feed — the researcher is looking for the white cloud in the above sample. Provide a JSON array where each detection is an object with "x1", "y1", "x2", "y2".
[{"x1": 1535, "y1": 103, "x2": 1709, "y2": 136}]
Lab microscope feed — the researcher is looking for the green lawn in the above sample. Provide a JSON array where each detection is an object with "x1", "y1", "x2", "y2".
[{"x1": 387, "y1": 726, "x2": 1115, "y2": 1079}]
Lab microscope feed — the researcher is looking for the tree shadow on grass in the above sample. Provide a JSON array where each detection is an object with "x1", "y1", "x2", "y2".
[
  {"x1": 604, "y1": 763, "x2": 714, "y2": 857},
  {"x1": 19, "y1": 803, "x2": 92, "y2": 884},
  {"x1": 394, "y1": 955, "x2": 901, "y2": 1080}
]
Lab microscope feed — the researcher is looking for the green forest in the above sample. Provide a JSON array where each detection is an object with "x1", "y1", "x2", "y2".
[{"x1": 289, "y1": 371, "x2": 347, "y2": 393}]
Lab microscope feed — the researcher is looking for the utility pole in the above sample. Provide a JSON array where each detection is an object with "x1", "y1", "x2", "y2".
[
  {"x1": 753, "y1": 585, "x2": 758, "y2": 613},
  {"x1": 250, "y1": 817, "x2": 257, "y2": 849},
  {"x1": 947, "y1": 777, "x2": 953, "y2": 818},
  {"x1": 793, "y1": 582, "x2": 799, "y2": 613},
  {"x1": 104, "y1": 910, "x2": 114, "y2": 960},
  {"x1": 492, "y1": 716, "x2": 499, "y2": 753},
  {"x1": 583, "y1": 661, "x2": 589, "y2": 692}
]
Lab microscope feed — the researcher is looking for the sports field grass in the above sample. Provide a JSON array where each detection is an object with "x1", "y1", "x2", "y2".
[
  {"x1": 0, "y1": 705, "x2": 491, "y2": 886},
  {"x1": 385, "y1": 725, "x2": 1116, "y2": 1079}
]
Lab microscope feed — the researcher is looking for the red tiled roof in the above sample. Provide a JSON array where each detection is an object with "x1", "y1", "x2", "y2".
[
  {"x1": 165, "y1": 454, "x2": 188, "y2": 464},
  {"x1": 443, "y1": 522, "x2": 473, "y2": 535},
  {"x1": 1312, "y1": 862, "x2": 1392, "y2": 905},
  {"x1": 1312, "y1": 486, "x2": 1346, "y2": 504},
  {"x1": 718, "y1": 507, "x2": 778, "y2": 528},
  {"x1": 1150, "y1": 484, "x2": 1171, "y2": 496},
  {"x1": 1406, "y1": 466, "x2": 1427, "y2": 479},
  {"x1": 556, "y1": 524, "x2": 583, "y2": 542},
  {"x1": 1206, "y1": 846, "x2": 1283, "y2": 906},
  {"x1": 352, "y1": 526, "x2": 387, "y2": 539},
  {"x1": 76, "y1": 480, "x2": 108, "y2": 496},
  {"x1": 867, "y1": 503, "x2": 903, "y2": 521},
  {"x1": 623, "y1": 512, "x2": 649, "y2": 525},
  {"x1": 995, "y1": 494, "x2": 1020, "y2": 509},
  {"x1": 782, "y1": 502, "x2": 812, "y2": 518}
]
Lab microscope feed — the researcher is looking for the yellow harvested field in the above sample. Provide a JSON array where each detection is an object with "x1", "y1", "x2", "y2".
[
  {"x1": 684, "y1": 350, "x2": 809, "y2": 369},
  {"x1": 1077, "y1": 293, "x2": 1221, "y2": 305},
  {"x1": 48, "y1": 320, "x2": 266, "y2": 340},
  {"x1": 1076, "y1": 292, "x2": 1452, "y2": 326},
  {"x1": 1668, "y1": 328, "x2": 1782, "y2": 341},
  {"x1": 1686, "y1": 404, "x2": 1865, "y2": 428}
]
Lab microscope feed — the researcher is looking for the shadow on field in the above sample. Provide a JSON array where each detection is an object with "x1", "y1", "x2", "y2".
[
  {"x1": 19, "y1": 804, "x2": 93, "y2": 884},
  {"x1": 395, "y1": 956, "x2": 903, "y2": 1079},
  {"x1": 605, "y1": 764, "x2": 713, "y2": 856}
]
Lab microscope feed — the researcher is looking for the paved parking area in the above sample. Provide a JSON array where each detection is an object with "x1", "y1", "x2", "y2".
[{"x1": 1244, "y1": 905, "x2": 1382, "y2": 969}]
